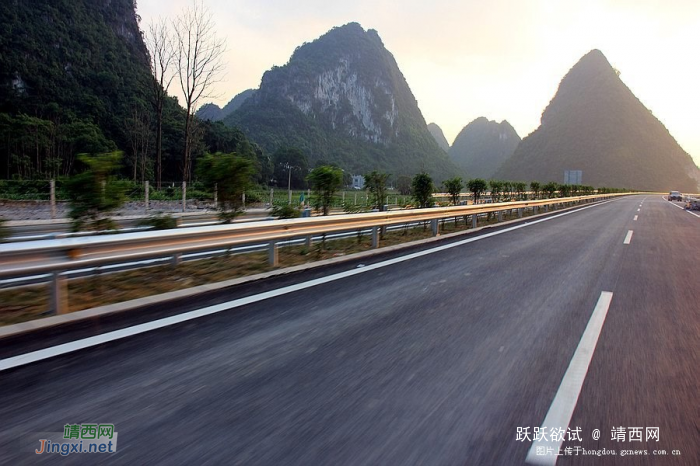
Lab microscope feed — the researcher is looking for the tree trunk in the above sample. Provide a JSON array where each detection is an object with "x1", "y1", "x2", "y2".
[
  {"x1": 183, "y1": 113, "x2": 192, "y2": 183},
  {"x1": 156, "y1": 101, "x2": 163, "y2": 189}
]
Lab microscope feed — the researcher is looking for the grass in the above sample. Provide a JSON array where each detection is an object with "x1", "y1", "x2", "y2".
[{"x1": 0, "y1": 206, "x2": 540, "y2": 326}]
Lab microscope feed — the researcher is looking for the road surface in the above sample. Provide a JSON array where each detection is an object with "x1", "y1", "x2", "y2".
[{"x1": 0, "y1": 195, "x2": 697, "y2": 465}]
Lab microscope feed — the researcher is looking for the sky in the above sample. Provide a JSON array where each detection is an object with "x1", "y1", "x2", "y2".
[{"x1": 136, "y1": 0, "x2": 700, "y2": 166}]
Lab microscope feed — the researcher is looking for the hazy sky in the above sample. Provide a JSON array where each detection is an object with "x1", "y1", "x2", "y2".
[{"x1": 137, "y1": 0, "x2": 700, "y2": 166}]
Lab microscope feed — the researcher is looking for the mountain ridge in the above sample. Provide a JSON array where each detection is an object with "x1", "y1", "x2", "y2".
[
  {"x1": 225, "y1": 23, "x2": 461, "y2": 181},
  {"x1": 495, "y1": 49, "x2": 700, "y2": 191},
  {"x1": 449, "y1": 117, "x2": 520, "y2": 179},
  {"x1": 427, "y1": 123, "x2": 450, "y2": 152},
  {"x1": 197, "y1": 89, "x2": 256, "y2": 122}
]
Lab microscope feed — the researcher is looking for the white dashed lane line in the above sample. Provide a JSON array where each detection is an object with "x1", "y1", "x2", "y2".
[
  {"x1": 526, "y1": 292, "x2": 614, "y2": 465},
  {"x1": 623, "y1": 230, "x2": 633, "y2": 245}
]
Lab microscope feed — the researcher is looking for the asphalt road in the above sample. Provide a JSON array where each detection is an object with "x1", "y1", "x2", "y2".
[{"x1": 0, "y1": 195, "x2": 697, "y2": 465}]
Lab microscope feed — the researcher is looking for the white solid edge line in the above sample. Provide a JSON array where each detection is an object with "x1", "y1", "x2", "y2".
[
  {"x1": 623, "y1": 230, "x2": 633, "y2": 244},
  {"x1": 525, "y1": 291, "x2": 614, "y2": 466},
  {"x1": 0, "y1": 200, "x2": 615, "y2": 372},
  {"x1": 665, "y1": 200, "x2": 700, "y2": 216}
]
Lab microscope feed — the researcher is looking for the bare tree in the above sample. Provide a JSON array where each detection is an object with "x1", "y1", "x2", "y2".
[
  {"x1": 125, "y1": 106, "x2": 152, "y2": 183},
  {"x1": 172, "y1": 0, "x2": 226, "y2": 183},
  {"x1": 145, "y1": 18, "x2": 175, "y2": 189}
]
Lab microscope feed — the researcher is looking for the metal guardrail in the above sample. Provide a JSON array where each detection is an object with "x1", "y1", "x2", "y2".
[{"x1": 0, "y1": 193, "x2": 629, "y2": 314}]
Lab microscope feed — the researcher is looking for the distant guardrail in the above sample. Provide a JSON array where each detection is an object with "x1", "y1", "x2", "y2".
[{"x1": 0, "y1": 193, "x2": 631, "y2": 314}]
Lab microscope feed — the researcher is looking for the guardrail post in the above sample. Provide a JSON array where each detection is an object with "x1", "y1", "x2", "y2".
[
  {"x1": 518, "y1": 208, "x2": 524, "y2": 218},
  {"x1": 50, "y1": 179, "x2": 56, "y2": 219},
  {"x1": 497, "y1": 211, "x2": 503, "y2": 222},
  {"x1": 472, "y1": 214, "x2": 478, "y2": 228},
  {"x1": 269, "y1": 241, "x2": 279, "y2": 266},
  {"x1": 242, "y1": 192, "x2": 246, "y2": 210},
  {"x1": 172, "y1": 253, "x2": 181, "y2": 267},
  {"x1": 431, "y1": 219, "x2": 439, "y2": 236},
  {"x1": 545, "y1": 204, "x2": 549, "y2": 213},
  {"x1": 305, "y1": 235, "x2": 312, "y2": 249},
  {"x1": 50, "y1": 271, "x2": 68, "y2": 315},
  {"x1": 371, "y1": 227, "x2": 379, "y2": 248}
]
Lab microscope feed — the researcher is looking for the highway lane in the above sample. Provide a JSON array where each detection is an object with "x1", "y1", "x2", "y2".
[
  {"x1": 564, "y1": 196, "x2": 699, "y2": 465},
  {"x1": 0, "y1": 195, "x2": 697, "y2": 465}
]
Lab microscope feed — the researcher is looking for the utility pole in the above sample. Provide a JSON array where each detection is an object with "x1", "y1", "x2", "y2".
[
  {"x1": 282, "y1": 162, "x2": 299, "y2": 205},
  {"x1": 287, "y1": 163, "x2": 292, "y2": 205}
]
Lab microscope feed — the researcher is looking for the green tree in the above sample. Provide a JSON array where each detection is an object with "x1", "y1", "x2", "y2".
[
  {"x1": 489, "y1": 180, "x2": 504, "y2": 202},
  {"x1": 202, "y1": 121, "x2": 271, "y2": 185},
  {"x1": 412, "y1": 172, "x2": 434, "y2": 208},
  {"x1": 503, "y1": 181, "x2": 513, "y2": 201},
  {"x1": 443, "y1": 177, "x2": 463, "y2": 206},
  {"x1": 65, "y1": 152, "x2": 126, "y2": 232},
  {"x1": 467, "y1": 178, "x2": 488, "y2": 204},
  {"x1": 272, "y1": 147, "x2": 309, "y2": 189},
  {"x1": 514, "y1": 182, "x2": 527, "y2": 200},
  {"x1": 307, "y1": 165, "x2": 343, "y2": 216},
  {"x1": 365, "y1": 171, "x2": 390, "y2": 211},
  {"x1": 197, "y1": 152, "x2": 255, "y2": 223},
  {"x1": 396, "y1": 175, "x2": 412, "y2": 196},
  {"x1": 530, "y1": 181, "x2": 541, "y2": 200},
  {"x1": 542, "y1": 182, "x2": 558, "y2": 198}
]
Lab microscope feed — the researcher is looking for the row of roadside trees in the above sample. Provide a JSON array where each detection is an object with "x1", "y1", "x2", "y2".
[
  {"x1": 304, "y1": 172, "x2": 624, "y2": 217},
  {"x1": 17, "y1": 151, "x2": 626, "y2": 233}
]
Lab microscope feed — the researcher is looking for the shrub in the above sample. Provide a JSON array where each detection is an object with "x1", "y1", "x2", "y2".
[
  {"x1": 137, "y1": 214, "x2": 178, "y2": 230},
  {"x1": 271, "y1": 203, "x2": 301, "y2": 219},
  {"x1": 66, "y1": 152, "x2": 126, "y2": 232}
]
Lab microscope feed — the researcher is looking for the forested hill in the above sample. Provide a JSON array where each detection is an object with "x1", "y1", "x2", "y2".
[
  {"x1": 225, "y1": 23, "x2": 461, "y2": 182},
  {"x1": 0, "y1": 1, "x2": 271, "y2": 184},
  {"x1": 495, "y1": 50, "x2": 700, "y2": 192},
  {"x1": 448, "y1": 118, "x2": 520, "y2": 179},
  {"x1": 0, "y1": 0, "x2": 159, "y2": 178},
  {"x1": 427, "y1": 123, "x2": 450, "y2": 153},
  {"x1": 197, "y1": 89, "x2": 256, "y2": 122}
]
